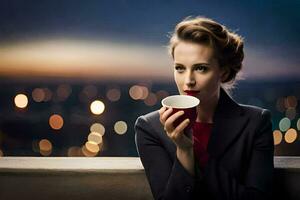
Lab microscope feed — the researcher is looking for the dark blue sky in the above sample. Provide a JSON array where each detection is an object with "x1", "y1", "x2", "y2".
[
  {"x1": 0, "y1": 0, "x2": 299, "y2": 48},
  {"x1": 0, "y1": 0, "x2": 299, "y2": 79}
]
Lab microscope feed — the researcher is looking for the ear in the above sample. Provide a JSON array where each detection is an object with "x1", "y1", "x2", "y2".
[{"x1": 220, "y1": 67, "x2": 230, "y2": 82}]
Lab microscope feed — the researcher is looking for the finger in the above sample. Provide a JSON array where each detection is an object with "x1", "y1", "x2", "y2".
[
  {"x1": 173, "y1": 118, "x2": 190, "y2": 137},
  {"x1": 164, "y1": 110, "x2": 184, "y2": 131},
  {"x1": 158, "y1": 106, "x2": 167, "y2": 115},
  {"x1": 160, "y1": 107, "x2": 173, "y2": 124}
]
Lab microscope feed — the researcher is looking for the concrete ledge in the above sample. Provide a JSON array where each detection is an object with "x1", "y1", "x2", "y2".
[
  {"x1": 0, "y1": 157, "x2": 153, "y2": 200},
  {"x1": 0, "y1": 156, "x2": 299, "y2": 200},
  {"x1": 0, "y1": 157, "x2": 145, "y2": 173}
]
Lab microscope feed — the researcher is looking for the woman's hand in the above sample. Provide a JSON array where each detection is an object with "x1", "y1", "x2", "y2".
[{"x1": 159, "y1": 106, "x2": 193, "y2": 151}]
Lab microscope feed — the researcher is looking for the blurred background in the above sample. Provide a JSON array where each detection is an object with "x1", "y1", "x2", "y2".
[{"x1": 0, "y1": 0, "x2": 299, "y2": 157}]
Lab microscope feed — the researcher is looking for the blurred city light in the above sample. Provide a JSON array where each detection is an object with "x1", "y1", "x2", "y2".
[
  {"x1": 114, "y1": 121, "x2": 127, "y2": 135},
  {"x1": 284, "y1": 128, "x2": 298, "y2": 143},
  {"x1": 88, "y1": 132, "x2": 103, "y2": 144},
  {"x1": 14, "y1": 94, "x2": 28, "y2": 108},
  {"x1": 43, "y1": 88, "x2": 53, "y2": 102},
  {"x1": 49, "y1": 114, "x2": 64, "y2": 130},
  {"x1": 273, "y1": 130, "x2": 283, "y2": 145},
  {"x1": 285, "y1": 108, "x2": 297, "y2": 120},
  {"x1": 285, "y1": 96, "x2": 297, "y2": 108},
  {"x1": 106, "y1": 88, "x2": 121, "y2": 102},
  {"x1": 90, "y1": 100, "x2": 105, "y2": 115},
  {"x1": 39, "y1": 139, "x2": 52, "y2": 156},
  {"x1": 85, "y1": 141, "x2": 100, "y2": 153},
  {"x1": 279, "y1": 117, "x2": 291, "y2": 132},
  {"x1": 56, "y1": 84, "x2": 72, "y2": 101},
  {"x1": 156, "y1": 90, "x2": 169, "y2": 101},
  {"x1": 82, "y1": 145, "x2": 99, "y2": 157},
  {"x1": 90, "y1": 123, "x2": 105, "y2": 136},
  {"x1": 144, "y1": 92, "x2": 157, "y2": 106},
  {"x1": 129, "y1": 85, "x2": 144, "y2": 100},
  {"x1": 32, "y1": 88, "x2": 45, "y2": 102}
]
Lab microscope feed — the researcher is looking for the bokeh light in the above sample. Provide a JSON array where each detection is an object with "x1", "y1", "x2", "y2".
[
  {"x1": 83, "y1": 85, "x2": 98, "y2": 99},
  {"x1": 106, "y1": 88, "x2": 121, "y2": 102},
  {"x1": 81, "y1": 146, "x2": 97, "y2": 157},
  {"x1": 285, "y1": 96, "x2": 298, "y2": 108},
  {"x1": 49, "y1": 114, "x2": 64, "y2": 130},
  {"x1": 39, "y1": 139, "x2": 52, "y2": 151},
  {"x1": 144, "y1": 92, "x2": 157, "y2": 106},
  {"x1": 285, "y1": 108, "x2": 297, "y2": 120},
  {"x1": 79, "y1": 85, "x2": 98, "y2": 102},
  {"x1": 67, "y1": 146, "x2": 82, "y2": 157},
  {"x1": 56, "y1": 84, "x2": 72, "y2": 101},
  {"x1": 90, "y1": 123, "x2": 105, "y2": 136},
  {"x1": 129, "y1": 85, "x2": 149, "y2": 100},
  {"x1": 284, "y1": 128, "x2": 298, "y2": 143},
  {"x1": 279, "y1": 117, "x2": 291, "y2": 132},
  {"x1": 39, "y1": 139, "x2": 52, "y2": 156},
  {"x1": 32, "y1": 88, "x2": 45, "y2": 102},
  {"x1": 297, "y1": 118, "x2": 300, "y2": 131},
  {"x1": 114, "y1": 121, "x2": 127, "y2": 135},
  {"x1": 129, "y1": 85, "x2": 143, "y2": 100},
  {"x1": 14, "y1": 94, "x2": 28, "y2": 108},
  {"x1": 156, "y1": 90, "x2": 169, "y2": 101},
  {"x1": 88, "y1": 132, "x2": 103, "y2": 144},
  {"x1": 90, "y1": 100, "x2": 105, "y2": 115},
  {"x1": 140, "y1": 86, "x2": 149, "y2": 100},
  {"x1": 85, "y1": 141, "x2": 100, "y2": 153},
  {"x1": 273, "y1": 130, "x2": 283, "y2": 145},
  {"x1": 43, "y1": 88, "x2": 52, "y2": 102}
]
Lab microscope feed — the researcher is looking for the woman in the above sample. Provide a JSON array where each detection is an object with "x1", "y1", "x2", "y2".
[{"x1": 134, "y1": 16, "x2": 274, "y2": 200}]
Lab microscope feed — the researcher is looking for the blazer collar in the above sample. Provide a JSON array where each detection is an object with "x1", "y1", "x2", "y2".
[{"x1": 207, "y1": 87, "x2": 249, "y2": 158}]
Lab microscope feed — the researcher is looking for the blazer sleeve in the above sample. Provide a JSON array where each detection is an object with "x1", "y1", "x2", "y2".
[
  {"x1": 205, "y1": 109, "x2": 274, "y2": 200},
  {"x1": 135, "y1": 115, "x2": 196, "y2": 200}
]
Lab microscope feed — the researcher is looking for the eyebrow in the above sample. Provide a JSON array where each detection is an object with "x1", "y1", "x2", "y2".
[{"x1": 174, "y1": 62, "x2": 210, "y2": 66}]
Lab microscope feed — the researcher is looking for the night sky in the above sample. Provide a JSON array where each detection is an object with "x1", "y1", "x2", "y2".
[{"x1": 0, "y1": 0, "x2": 299, "y2": 79}]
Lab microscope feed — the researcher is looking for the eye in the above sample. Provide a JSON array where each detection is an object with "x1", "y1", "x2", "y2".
[
  {"x1": 195, "y1": 65, "x2": 207, "y2": 72},
  {"x1": 175, "y1": 65, "x2": 185, "y2": 73}
]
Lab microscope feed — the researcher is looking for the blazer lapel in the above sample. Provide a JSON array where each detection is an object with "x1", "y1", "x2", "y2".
[{"x1": 207, "y1": 88, "x2": 249, "y2": 158}]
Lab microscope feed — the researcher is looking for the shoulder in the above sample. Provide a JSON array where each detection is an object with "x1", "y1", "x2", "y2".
[
  {"x1": 239, "y1": 103, "x2": 271, "y2": 120},
  {"x1": 135, "y1": 110, "x2": 159, "y2": 125},
  {"x1": 134, "y1": 110, "x2": 162, "y2": 133},
  {"x1": 238, "y1": 104, "x2": 272, "y2": 134}
]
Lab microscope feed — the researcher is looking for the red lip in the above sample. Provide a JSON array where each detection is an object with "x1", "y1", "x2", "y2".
[{"x1": 184, "y1": 90, "x2": 200, "y2": 96}]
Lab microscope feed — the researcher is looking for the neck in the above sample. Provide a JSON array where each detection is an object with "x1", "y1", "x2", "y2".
[{"x1": 196, "y1": 90, "x2": 220, "y2": 123}]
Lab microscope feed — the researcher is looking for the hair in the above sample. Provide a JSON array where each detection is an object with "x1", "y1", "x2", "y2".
[{"x1": 168, "y1": 16, "x2": 244, "y2": 90}]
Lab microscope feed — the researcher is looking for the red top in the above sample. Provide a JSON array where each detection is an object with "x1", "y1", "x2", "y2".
[{"x1": 192, "y1": 121, "x2": 213, "y2": 170}]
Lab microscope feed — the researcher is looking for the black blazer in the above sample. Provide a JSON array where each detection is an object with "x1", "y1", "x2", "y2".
[{"x1": 134, "y1": 88, "x2": 274, "y2": 200}]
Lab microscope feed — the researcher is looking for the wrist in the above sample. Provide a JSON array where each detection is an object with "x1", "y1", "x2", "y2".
[
  {"x1": 177, "y1": 147, "x2": 194, "y2": 156},
  {"x1": 176, "y1": 147, "x2": 195, "y2": 176}
]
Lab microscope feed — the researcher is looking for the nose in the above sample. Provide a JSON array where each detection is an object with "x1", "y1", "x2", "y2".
[{"x1": 185, "y1": 71, "x2": 196, "y2": 88}]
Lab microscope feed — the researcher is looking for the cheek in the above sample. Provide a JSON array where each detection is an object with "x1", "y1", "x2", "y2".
[
  {"x1": 197, "y1": 73, "x2": 220, "y2": 88},
  {"x1": 174, "y1": 73, "x2": 183, "y2": 86}
]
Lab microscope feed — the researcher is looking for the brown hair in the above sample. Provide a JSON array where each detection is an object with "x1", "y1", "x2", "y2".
[{"x1": 168, "y1": 16, "x2": 244, "y2": 89}]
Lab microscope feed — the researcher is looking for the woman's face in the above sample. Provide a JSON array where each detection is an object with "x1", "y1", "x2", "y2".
[{"x1": 173, "y1": 41, "x2": 226, "y2": 104}]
